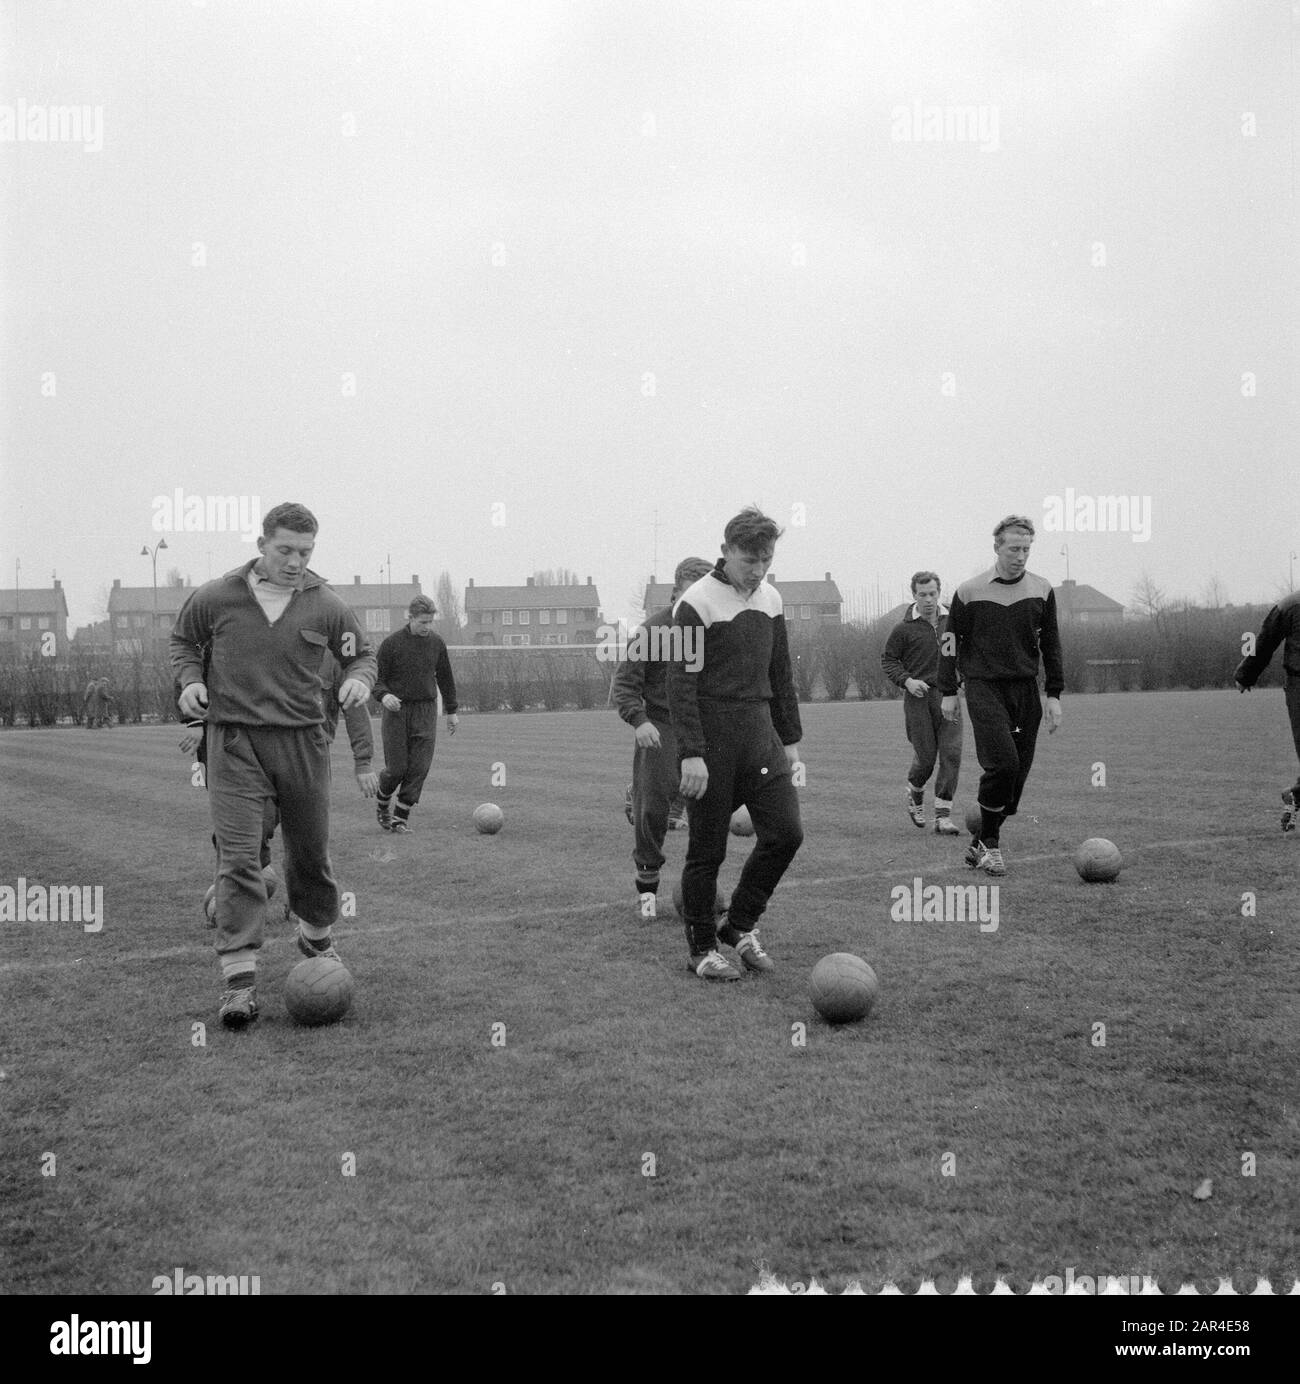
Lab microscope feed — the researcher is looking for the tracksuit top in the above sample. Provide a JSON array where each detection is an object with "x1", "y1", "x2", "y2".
[
  {"x1": 937, "y1": 567, "x2": 1064, "y2": 699},
  {"x1": 668, "y1": 562, "x2": 803, "y2": 759},
  {"x1": 372, "y1": 627, "x2": 459, "y2": 712},
  {"x1": 171, "y1": 561, "x2": 377, "y2": 727},
  {"x1": 612, "y1": 605, "x2": 673, "y2": 729},
  {"x1": 1234, "y1": 591, "x2": 1300, "y2": 686},
  {"x1": 881, "y1": 604, "x2": 951, "y2": 688}
]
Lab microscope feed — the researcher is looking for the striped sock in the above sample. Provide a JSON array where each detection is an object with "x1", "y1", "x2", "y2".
[{"x1": 393, "y1": 802, "x2": 412, "y2": 826}]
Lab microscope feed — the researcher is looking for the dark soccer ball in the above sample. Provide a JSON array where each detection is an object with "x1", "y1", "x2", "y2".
[
  {"x1": 671, "y1": 881, "x2": 729, "y2": 919},
  {"x1": 284, "y1": 956, "x2": 354, "y2": 1026},
  {"x1": 1074, "y1": 838, "x2": 1122, "y2": 882},
  {"x1": 963, "y1": 804, "x2": 983, "y2": 836},
  {"x1": 810, "y1": 953, "x2": 878, "y2": 1025},
  {"x1": 730, "y1": 806, "x2": 755, "y2": 836}
]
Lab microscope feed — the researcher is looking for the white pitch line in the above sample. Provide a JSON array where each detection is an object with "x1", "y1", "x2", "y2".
[{"x1": 0, "y1": 833, "x2": 1276, "y2": 975}]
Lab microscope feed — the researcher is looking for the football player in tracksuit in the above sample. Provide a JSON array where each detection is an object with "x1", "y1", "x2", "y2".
[
  {"x1": 182, "y1": 647, "x2": 380, "y2": 926},
  {"x1": 372, "y1": 593, "x2": 459, "y2": 834},
  {"x1": 1234, "y1": 589, "x2": 1300, "y2": 831},
  {"x1": 613, "y1": 555, "x2": 714, "y2": 909},
  {"x1": 937, "y1": 514, "x2": 1063, "y2": 877},
  {"x1": 171, "y1": 502, "x2": 377, "y2": 1029},
  {"x1": 881, "y1": 570, "x2": 963, "y2": 834},
  {"x1": 669, "y1": 507, "x2": 804, "y2": 982}
]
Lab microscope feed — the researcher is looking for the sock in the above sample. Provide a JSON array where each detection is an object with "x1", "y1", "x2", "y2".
[
  {"x1": 377, "y1": 792, "x2": 394, "y2": 813},
  {"x1": 980, "y1": 806, "x2": 1004, "y2": 846},
  {"x1": 393, "y1": 802, "x2": 412, "y2": 826},
  {"x1": 908, "y1": 783, "x2": 923, "y2": 804},
  {"x1": 297, "y1": 918, "x2": 332, "y2": 943},
  {"x1": 635, "y1": 872, "x2": 659, "y2": 894},
  {"x1": 220, "y1": 951, "x2": 256, "y2": 985},
  {"x1": 935, "y1": 799, "x2": 952, "y2": 817}
]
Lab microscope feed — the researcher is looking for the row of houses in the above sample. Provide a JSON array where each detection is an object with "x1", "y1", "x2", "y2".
[{"x1": 0, "y1": 572, "x2": 1127, "y2": 659}]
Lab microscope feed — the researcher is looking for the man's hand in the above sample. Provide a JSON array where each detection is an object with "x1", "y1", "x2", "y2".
[
  {"x1": 941, "y1": 695, "x2": 960, "y2": 723},
  {"x1": 178, "y1": 682, "x2": 209, "y2": 719},
  {"x1": 1046, "y1": 697, "x2": 1063, "y2": 734},
  {"x1": 634, "y1": 722, "x2": 662, "y2": 749},
  {"x1": 339, "y1": 679, "x2": 371, "y2": 710},
  {"x1": 784, "y1": 743, "x2": 801, "y2": 771},
  {"x1": 355, "y1": 770, "x2": 379, "y2": 798},
  {"x1": 680, "y1": 756, "x2": 709, "y2": 800},
  {"x1": 178, "y1": 726, "x2": 203, "y2": 756},
  {"x1": 446, "y1": 713, "x2": 459, "y2": 736},
  {"x1": 381, "y1": 692, "x2": 401, "y2": 713},
  {"x1": 905, "y1": 678, "x2": 929, "y2": 698}
]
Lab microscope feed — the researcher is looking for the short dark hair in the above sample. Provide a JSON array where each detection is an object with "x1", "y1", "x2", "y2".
[
  {"x1": 408, "y1": 594, "x2": 437, "y2": 617},
  {"x1": 723, "y1": 505, "x2": 783, "y2": 553},
  {"x1": 261, "y1": 502, "x2": 318, "y2": 538},
  {"x1": 672, "y1": 556, "x2": 713, "y2": 594},
  {"x1": 911, "y1": 571, "x2": 941, "y2": 594}
]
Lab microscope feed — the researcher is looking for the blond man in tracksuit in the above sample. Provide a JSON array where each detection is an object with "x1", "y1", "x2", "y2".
[{"x1": 171, "y1": 502, "x2": 376, "y2": 1029}]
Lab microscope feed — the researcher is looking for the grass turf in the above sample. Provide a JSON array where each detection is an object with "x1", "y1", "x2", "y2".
[{"x1": 1, "y1": 691, "x2": 1296, "y2": 1293}]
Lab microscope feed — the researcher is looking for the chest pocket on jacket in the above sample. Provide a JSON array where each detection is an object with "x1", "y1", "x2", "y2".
[
  {"x1": 300, "y1": 629, "x2": 329, "y2": 648},
  {"x1": 300, "y1": 629, "x2": 329, "y2": 668}
]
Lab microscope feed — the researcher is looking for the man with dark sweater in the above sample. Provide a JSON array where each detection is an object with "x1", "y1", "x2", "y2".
[
  {"x1": 613, "y1": 555, "x2": 713, "y2": 911},
  {"x1": 669, "y1": 507, "x2": 804, "y2": 981},
  {"x1": 171, "y1": 502, "x2": 377, "y2": 1029},
  {"x1": 881, "y1": 571, "x2": 963, "y2": 834},
  {"x1": 1234, "y1": 590, "x2": 1300, "y2": 831},
  {"x1": 373, "y1": 594, "x2": 459, "y2": 834},
  {"x1": 937, "y1": 515, "x2": 1063, "y2": 877}
]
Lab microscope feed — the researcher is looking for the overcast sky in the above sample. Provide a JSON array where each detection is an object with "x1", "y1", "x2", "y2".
[{"x1": 2, "y1": 0, "x2": 1296, "y2": 630}]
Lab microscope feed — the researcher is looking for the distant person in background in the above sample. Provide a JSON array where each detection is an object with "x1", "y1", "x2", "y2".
[
  {"x1": 881, "y1": 571, "x2": 963, "y2": 834},
  {"x1": 82, "y1": 677, "x2": 102, "y2": 728},
  {"x1": 373, "y1": 594, "x2": 459, "y2": 834},
  {"x1": 613, "y1": 555, "x2": 714, "y2": 910},
  {"x1": 1234, "y1": 589, "x2": 1300, "y2": 831},
  {"x1": 938, "y1": 515, "x2": 1063, "y2": 877},
  {"x1": 97, "y1": 678, "x2": 115, "y2": 727}
]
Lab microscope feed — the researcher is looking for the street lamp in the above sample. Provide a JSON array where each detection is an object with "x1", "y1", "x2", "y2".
[{"x1": 141, "y1": 538, "x2": 168, "y2": 658}]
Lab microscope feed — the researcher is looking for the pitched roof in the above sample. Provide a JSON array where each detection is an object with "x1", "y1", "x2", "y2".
[
  {"x1": 465, "y1": 584, "x2": 601, "y2": 612},
  {"x1": 642, "y1": 576, "x2": 842, "y2": 613},
  {"x1": 0, "y1": 586, "x2": 70, "y2": 616},
  {"x1": 1055, "y1": 580, "x2": 1124, "y2": 614},
  {"x1": 107, "y1": 584, "x2": 200, "y2": 615}
]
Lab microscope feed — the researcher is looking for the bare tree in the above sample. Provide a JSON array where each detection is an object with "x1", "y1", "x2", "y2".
[
  {"x1": 433, "y1": 571, "x2": 462, "y2": 643},
  {"x1": 1200, "y1": 575, "x2": 1228, "y2": 610},
  {"x1": 533, "y1": 567, "x2": 581, "y2": 587},
  {"x1": 165, "y1": 566, "x2": 191, "y2": 587},
  {"x1": 1129, "y1": 572, "x2": 1166, "y2": 620}
]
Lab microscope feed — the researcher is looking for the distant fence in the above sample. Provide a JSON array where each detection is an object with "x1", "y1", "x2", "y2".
[{"x1": 0, "y1": 606, "x2": 1283, "y2": 727}]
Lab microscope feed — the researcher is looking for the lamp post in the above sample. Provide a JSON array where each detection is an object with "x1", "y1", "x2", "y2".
[{"x1": 141, "y1": 538, "x2": 168, "y2": 658}]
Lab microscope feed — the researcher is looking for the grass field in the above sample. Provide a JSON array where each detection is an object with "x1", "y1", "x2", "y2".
[{"x1": 1, "y1": 691, "x2": 1297, "y2": 1295}]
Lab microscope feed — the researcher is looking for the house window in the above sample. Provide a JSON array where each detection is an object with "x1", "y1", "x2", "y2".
[
  {"x1": 539, "y1": 609, "x2": 550, "y2": 625},
  {"x1": 116, "y1": 615, "x2": 129, "y2": 628},
  {"x1": 556, "y1": 609, "x2": 567, "y2": 625},
  {"x1": 38, "y1": 616, "x2": 51, "y2": 630},
  {"x1": 0, "y1": 616, "x2": 10, "y2": 630},
  {"x1": 21, "y1": 616, "x2": 32, "y2": 630},
  {"x1": 800, "y1": 605, "x2": 811, "y2": 620},
  {"x1": 503, "y1": 610, "x2": 513, "y2": 626},
  {"x1": 365, "y1": 608, "x2": 391, "y2": 632},
  {"x1": 519, "y1": 610, "x2": 530, "y2": 626},
  {"x1": 542, "y1": 633, "x2": 565, "y2": 645}
]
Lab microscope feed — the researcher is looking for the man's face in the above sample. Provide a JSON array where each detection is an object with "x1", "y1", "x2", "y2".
[
  {"x1": 408, "y1": 612, "x2": 436, "y2": 637},
  {"x1": 913, "y1": 581, "x2": 940, "y2": 618},
  {"x1": 721, "y1": 543, "x2": 774, "y2": 595},
  {"x1": 994, "y1": 529, "x2": 1033, "y2": 579},
  {"x1": 257, "y1": 528, "x2": 315, "y2": 587}
]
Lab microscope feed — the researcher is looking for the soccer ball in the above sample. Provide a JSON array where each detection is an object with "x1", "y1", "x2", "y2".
[
  {"x1": 810, "y1": 953, "x2": 879, "y2": 1025},
  {"x1": 284, "y1": 956, "x2": 354, "y2": 1026},
  {"x1": 262, "y1": 865, "x2": 279, "y2": 899},
  {"x1": 202, "y1": 883, "x2": 217, "y2": 925},
  {"x1": 473, "y1": 803, "x2": 504, "y2": 834},
  {"x1": 730, "y1": 806, "x2": 755, "y2": 836},
  {"x1": 671, "y1": 880, "x2": 729, "y2": 919},
  {"x1": 964, "y1": 803, "x2": 983, "y2": 836},
  {"x1": 1074, "y1": 837, "x2": 1122, "y2": 882}
]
